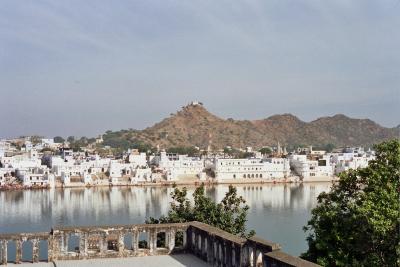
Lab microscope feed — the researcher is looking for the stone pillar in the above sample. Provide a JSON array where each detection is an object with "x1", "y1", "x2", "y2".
[
  {"x1": 214, "y1": 240, "x2": 220, "y2": 267},
  {"x1": 168, "y1": 230, "x2": 175, "y2": 252},
  {"x1": 226, "y1": 242, "x2": 233, "y2": 267},
  {"x1": 15, "y1": 239, "x2": 22, "y2": 264},
  {"x1": 252, "y1": 246, "x2": 257, "y2": 267},
  {"x1": 60, "y1": 233, "x2": 65, "y2": 253},
  {"x1": 221, "y1": 241, "x2": 226, "y2": 267},
  {"x1": 200, "y1": 233, "x2": 206, "y2": 259},
  {"x1": 118, "y1": 232, "x2": 124, "y2": 256},
  {"x1": 235, "y1": 245, "x2": 242, "y2": 267},
  {"x1": 194, "y1": 230, "x2": 199, "y2": 254},
  {"x1": 48, "y1": 237, "x2": 54, "y2": 262},
  {"x1": 241, "y1": 245, "x2": 249, "y2": 267},
  {"x1": 64, "y1": 233, "x2": 69, "y2": 253},
  {"x1": 99, "y1": 234, "x2": 107, "y2": 254},
  {"x1": 182, "y1": 231, "x2": 187, "y2": 249},
  {"x1": 186, "y1": 227, "x2": 192, "y2": 249},
  {"x1": 32, "y1": 239, "x2": 39, "y2": 263},
  {"x1": 79, "y1": 233, "x2": 88, "y2": 259},
  {"x1": 132, "y1": 231, "x2": 138, "y2": 254},
  {"x1": 149, "y1": 229, "x2": 156, "y2": 254},
  {"x1": 206, "y1": 235, "x2": 214, "y2": 264},
  {"x1": 1, "y1": 240, "x2": 7, "y2": 265}
]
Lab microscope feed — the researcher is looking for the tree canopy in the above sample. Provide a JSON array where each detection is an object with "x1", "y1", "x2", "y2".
[
  {"x1": 53, "y1": 136, "x2": 65, "y2": 143},
  {"x1": 259, "y1": 147, "x2": 272, "y2": 155},
  {"x1": 167, "y1": 146, "x2": 199, "y2": 157},
  {"x1": 147, "y1": 184, "x2": 255, "y2": 238},
  {"x1": 302, "y1": 139, "x2": 400, "y2": 266}
]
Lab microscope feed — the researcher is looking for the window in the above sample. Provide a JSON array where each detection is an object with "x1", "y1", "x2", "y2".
[
  {"x1": 260, "y1": 174, "x2": 262, "y2": 178},
  {"x1": 233, "y1": 174, "x2": 236, "y2": 179}
]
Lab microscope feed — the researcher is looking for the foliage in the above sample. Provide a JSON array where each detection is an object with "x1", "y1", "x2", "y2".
[
  {"x1": 259, "y1": 147, "x2": 272, "y2": 155},
  {"x1": 167, "y1": 146, "x2": 199, "y2": 156},
  {"x1": 237, "y1": 152, "x2": 255, "y2": 159},
  {"x1": 146, "y1": 184, "x2": 255, "y2": 238},
  {"x1": 223, "y1": 147, "x2": 255, "y2": 159},
  {"x1": 302, "y1": 139, "x2": 400, "y2": 266},
  {"x1": 53, "y1": 136, "x2": 65, "y2": 143},
  {"x1": 313, "y1": 143, "x2": 336, "y2": 153},
  {"x1": 102, "y1": 130, "x2": 154, "y2": 154}
]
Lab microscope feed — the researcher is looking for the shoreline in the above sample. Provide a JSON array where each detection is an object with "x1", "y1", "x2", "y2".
[{"x1": 0, "y1": 176, "x2": 338, "y2": 191}]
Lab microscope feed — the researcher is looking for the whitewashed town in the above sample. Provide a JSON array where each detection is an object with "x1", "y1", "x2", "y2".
[{"x1": 0, "y1": 135, "x2": 375, "y2": 190}]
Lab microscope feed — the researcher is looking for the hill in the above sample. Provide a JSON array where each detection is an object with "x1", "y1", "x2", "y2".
[{"x1": 102, "y1": 103, "x2": 399, "y2": 150}]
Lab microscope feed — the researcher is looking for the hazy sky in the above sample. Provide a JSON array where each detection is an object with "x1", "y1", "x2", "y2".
[{"x1": 1, "y1": 0, "x2": 399, "y2": 138}]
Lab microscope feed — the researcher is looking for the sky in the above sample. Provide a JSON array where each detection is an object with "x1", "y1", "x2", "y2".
[{"x1": 0, "y1": 0, "x2": 399, "y2": 138}]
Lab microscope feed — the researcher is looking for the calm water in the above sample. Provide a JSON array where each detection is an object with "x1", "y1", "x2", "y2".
[{"x1": 0, "y1": 183, "x2": 331, "y2": 258}]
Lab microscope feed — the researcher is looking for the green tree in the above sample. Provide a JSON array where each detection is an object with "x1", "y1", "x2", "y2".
[
  {"x1": 302, "y1": 140, "x2": 400, "y2": 266},
  {"x1": 67, "y1": 136, "x2": 75, "y2": 143},
  {"x1": 324, "y1": 143, "x2": 335, "y2": 153},
  {"x1": 53, "y1": 136, "x2": 65, "y2": 143},
  {"x1": 167, "y1": 146, "x2": 199, "y2": 157},
  {"x1": 259, "y1": 147, "x2": 272, "y2": 155},
  {"x1": 147, "y1": 184, "x2": 255, "y2": 238}
]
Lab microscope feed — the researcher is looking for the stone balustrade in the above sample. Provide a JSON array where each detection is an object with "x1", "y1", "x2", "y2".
[{"x1": 0, "y1": 222, "x2": 319, "y2": 267}]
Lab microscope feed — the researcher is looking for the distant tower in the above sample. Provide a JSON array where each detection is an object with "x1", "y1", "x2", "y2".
[{"x1": 277, "y1": 142, "x2": 282, "y2": 155}]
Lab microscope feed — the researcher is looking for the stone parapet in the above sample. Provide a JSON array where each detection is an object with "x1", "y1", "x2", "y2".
[{"x1": 0, "y1": 222, "x2": 320, "y2": 267}]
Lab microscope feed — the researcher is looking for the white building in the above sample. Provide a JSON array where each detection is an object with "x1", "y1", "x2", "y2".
[
  {"x1": 157, "y1": 152, "x2": 204, "y2": 181},
  {"x1": 214, "y1": 157, "x2": 290, "y2": 181},
  {"x1": 289, "y1": 154, "x2": 334, "y2": 179},
  {"x1": 126, "y1": 149, "x2": 147, "y2": 168},
  {"x1": 332, "y1": 148, "x2": 375, "y2": 175},
  {"x1": 16, "y1": 167, "x2": 55, "y2": 187},
  {"x1": 0, "y1": 150, "x2": 42, "y2": 169},
  {"x1": 131, "y1": 168, "x2": 152, "y2": 183}
]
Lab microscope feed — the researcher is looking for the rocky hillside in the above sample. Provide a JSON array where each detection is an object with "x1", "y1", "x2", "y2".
[{"x1": 103, "y1": 103, "x2": 399, "y2": 150}]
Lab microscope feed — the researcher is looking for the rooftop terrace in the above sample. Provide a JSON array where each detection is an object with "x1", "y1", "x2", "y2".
[{"x1": 0, "y1": 222, "x2": 320, "y2": 267}]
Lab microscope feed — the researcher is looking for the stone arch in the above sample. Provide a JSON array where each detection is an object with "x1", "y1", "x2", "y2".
[
  {"x1": 156, "y1": 231, "x2": 167, "y2": 248},
  {"x1": 123, "y1": 233, "x2": 133, "y2": 250},
  {"x1": 138, "y1": 231, "x2": 149, "y2": 249},
  {"x1": 21, "y1": 240, "x2": 33, "y2": 262},
  {"x1": 38, "y1": 240, "x2": 48, "y2": 262},
  {"x1": 67, "y1": 233, "x2": 80, "y2": 253},
  {"x1": 174, "y1": 231, "x2": 185, "y2": 249},
  {"x1": 7, "y1": 240, "x2": 16, "y2": 263}
]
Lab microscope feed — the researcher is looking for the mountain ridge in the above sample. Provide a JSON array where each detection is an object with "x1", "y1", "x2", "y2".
[{"x1": 103, "y1": 103, "x2": 399, "y2": 150}]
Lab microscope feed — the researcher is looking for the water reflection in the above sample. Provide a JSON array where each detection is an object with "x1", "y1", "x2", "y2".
[{"x1": 0, "y1": 183, "x2": 331, "y2": 256}]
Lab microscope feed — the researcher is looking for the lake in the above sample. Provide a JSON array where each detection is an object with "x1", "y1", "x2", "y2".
[{"x1": 0, "y1": 182, "x2": 331, "y2": 258}]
